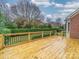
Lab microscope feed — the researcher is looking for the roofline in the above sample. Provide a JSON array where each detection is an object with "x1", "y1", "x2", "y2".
[{"x1": 67, "y1": 8, "x2": 79, "y2": 19}]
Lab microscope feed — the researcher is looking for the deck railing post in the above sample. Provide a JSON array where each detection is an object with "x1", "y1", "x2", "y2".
[
  {"x1": 0, "y1": 34, "x2": 4, "y2": 49},
  {"x1": 28, "y1": 32, "x2": 31, "y2": 40},
  {"x1": 50, "y1": 31, "x2": 52, "y2": 36},
  {"x1": 42, "y1": 31, "x2": 44, "y2": 38},
  {"x1": 55, "y1": 30, "x2": 57, "y2": 35}
]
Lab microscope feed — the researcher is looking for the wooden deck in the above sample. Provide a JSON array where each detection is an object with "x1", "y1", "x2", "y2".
[{"x1": 0, "y1": 36, "x2": 79, "y2": 59}]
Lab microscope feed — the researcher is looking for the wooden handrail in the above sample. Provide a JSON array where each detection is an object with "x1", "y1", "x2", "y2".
[
  {"x1": 0, "y1": 31, "x2": 54, "y2": 48},
  {"x1": 4, "y1": 31, "x2": 52, "y2": 36},
  {"x1": 0, "y1": 31, "x2": 64, "y2": 49}
]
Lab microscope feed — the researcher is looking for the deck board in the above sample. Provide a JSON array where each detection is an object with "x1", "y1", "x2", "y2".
[{"x1": 0, "y1": 36, "x2": 79, "y2": 59}]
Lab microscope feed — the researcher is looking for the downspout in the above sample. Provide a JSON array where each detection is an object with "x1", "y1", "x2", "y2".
[{"x1": 65, "y1": 18, "x2": 70, "y2": 38}]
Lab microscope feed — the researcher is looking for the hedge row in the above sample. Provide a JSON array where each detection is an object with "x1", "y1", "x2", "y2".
[
  {"x1": 0, "y1": 26, "x2": 64, "y2": 34},
  {"x1": 10, "y1": 27, "x2": 63, "y2": 33}
]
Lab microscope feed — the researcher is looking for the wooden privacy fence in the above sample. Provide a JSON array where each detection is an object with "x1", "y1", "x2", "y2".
[{"x1": 0, "y1": 31, "x2": 56, "y2": 48}]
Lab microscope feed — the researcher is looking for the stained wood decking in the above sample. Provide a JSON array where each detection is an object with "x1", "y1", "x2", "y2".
[{"x1": 0, "y1": 36, "x2": 79, "y2": 59}]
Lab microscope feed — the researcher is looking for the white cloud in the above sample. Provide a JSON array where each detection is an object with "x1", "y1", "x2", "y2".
[
  {"x1": 32, "y1": 0, "x2": 79, "y2": 23},
  {"x1": 51, "y1": 1, "x2": 79, "y2": 9},
  {"x1": 55, "y1": 4, "x2": 64, "y2": 8},
  {"x1": 6, "y1": 3, "x2": 11, "y2": 8},
  {"x1": 34, "y1": 0, "x2": 49, "y2": 2},
  {"x1": 41, "y1": 11, "x2": 46, "y2": 15},
  {"x1": 32, "y1": 0, "x2": 79, "y2": 8},
  {"x1": 52, "y1": 14, "x2": 62, "y2": 19},
  {"x1": 64, "y1": 2, "x2": 79, "y2": 9},
  {"x1": 46, "y1": 14, "x2": 53, "y2": 18},
  {"x1": 51, "y1": 1, "x2": 79, "y2": 19},
  {"x1": 52, "y1": 2, "x2": 79, "y2": 8},
  {"x1": 5, "y1": 3, "x2": 11, "y2": 10},
  {"x1": 52, "y1": 12, "x2": 70, "y2": 20},
  {"x1": 50, "y1": 1, "x2": 79, "y2": 23},
  {"x1": 51, "y1": 2, "x2": 64, "y2": 8},
  {"x1": 59, "y1": 9, "x2": 75, "y2": 13},
  {"x1": 31, "y1": 0, "x2": 51, "y2": 7}
]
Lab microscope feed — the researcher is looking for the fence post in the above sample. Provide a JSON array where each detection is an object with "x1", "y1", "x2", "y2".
[
  {"x1": 28, "y1": 32, "x2": 31, "y2": 41},
  {"x1": 0, "y1": 34, "x2": 4, "y2": 49},
  {"x1": 55, "y1": 30, "x2": 57, "y2": 35},
  {"x1": 42, "y1": 31, "x2": 44, "y2": 38},
  {"x1": 50, "y1": 31, "x2": 52, "y2": 36}
]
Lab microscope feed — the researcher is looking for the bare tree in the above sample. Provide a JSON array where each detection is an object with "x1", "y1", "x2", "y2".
[
  {"x1": 17, "y1": 0, "x2": 41, "y2": 19},
  {"x1": 15, "y1": 0, "x2": 42, "y2": 28},
  {"x1": 0, "y1": 0, "x2": 6, "y2": 9}
]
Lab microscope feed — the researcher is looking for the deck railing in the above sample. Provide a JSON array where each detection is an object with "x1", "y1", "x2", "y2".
[
  {"x1": 2, "y1": 31, "x2": 55, "y2": 48},
  {"x1": 0, "y1": 34, "x2": 4, "y2": 49},
  {"x1": 0, "y1": 31, "x2": 64, "y2": 49}
]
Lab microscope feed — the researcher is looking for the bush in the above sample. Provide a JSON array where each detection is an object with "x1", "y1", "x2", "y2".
[
  {"x1": 9, "y1": 27, "x2": 62, "y2": 33},
  {"x1": 0, "y1": 27, "x2": 11, "y2": 34},
  {"x1": 0, "y1": 26, "x2": 64, "y2": 34}
]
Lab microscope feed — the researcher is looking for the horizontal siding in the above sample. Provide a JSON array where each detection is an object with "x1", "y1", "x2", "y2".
[{"x1": 70, "y1": 13, "x2": 79, "y2": 39}]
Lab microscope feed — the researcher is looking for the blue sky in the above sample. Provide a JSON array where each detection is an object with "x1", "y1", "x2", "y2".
[
  {"x1": 6, "y1": 0, "x2": 79, "y2": 23},
  {"x1": 6, "y1": 0, "x2": 16, "y2": 4}
]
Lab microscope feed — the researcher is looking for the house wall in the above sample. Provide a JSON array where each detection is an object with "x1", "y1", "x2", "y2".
[{"x1": 70, "y1": 13, "x2": 79, "y2": 39}]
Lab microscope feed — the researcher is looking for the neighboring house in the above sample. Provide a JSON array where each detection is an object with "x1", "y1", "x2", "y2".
[
  {"x1": 66, "y1": 8, "x2": 79, "y2": 39},
  {"x1": 48, "y1": 22, "x2": 63, "y2": 27},
  {"x1": 32, "y1": 20, "x2": 44, "y2": 26}
]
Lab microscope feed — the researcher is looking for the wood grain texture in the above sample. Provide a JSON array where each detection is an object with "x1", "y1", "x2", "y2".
[{"x1": 0, "y1": 36, "x2": 79, "y2": 59}]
